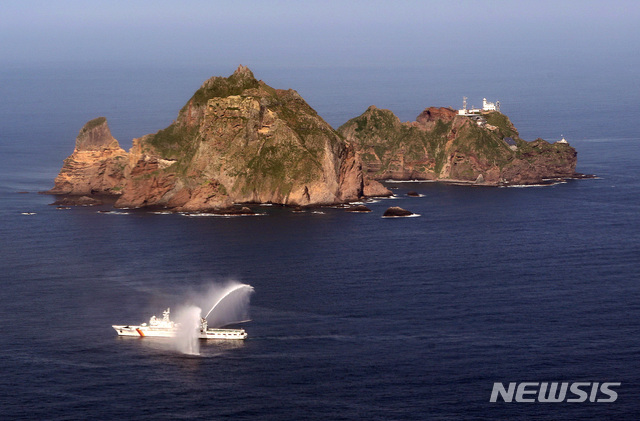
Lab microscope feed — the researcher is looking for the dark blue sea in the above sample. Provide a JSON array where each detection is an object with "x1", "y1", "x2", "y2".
[{"x1": 1, "y1": 63, "x2": 639, "y2": 420}]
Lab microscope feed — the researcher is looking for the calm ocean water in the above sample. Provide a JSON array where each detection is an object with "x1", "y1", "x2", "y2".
[{"x1": 1, "y1": 63, "x2": 639, "y2": 420}]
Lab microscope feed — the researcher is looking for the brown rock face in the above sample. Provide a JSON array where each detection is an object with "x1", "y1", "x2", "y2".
[
  {"x1": 47, "y1": 117, "x2": 127, "y2": 195},
  {"x1": 75, "y1": 117, "x2": 118, "y2": 151},
  {"x1": 338, "y1": 106, "x2": 578, "y2": 185},
  {"x1": 382, "y1": 206, "x2": 414, "y2": 217},
  {"x1": 346, "y1": 204, "x2": 372, "y2": 213},
  {"x1": 500, "y1": 139, "x2": 578, "y2": 184},
  {"x1": 416, "y1": 107, "x2": 457, "y2": 125},
  {"x1": 363, "y1": 178, "x2": 393, "y2": 197}
]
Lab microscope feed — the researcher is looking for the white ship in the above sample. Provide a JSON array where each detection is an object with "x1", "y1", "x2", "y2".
[{"x1": 112, "y1": 308, "x2": 248, "y2": 340}]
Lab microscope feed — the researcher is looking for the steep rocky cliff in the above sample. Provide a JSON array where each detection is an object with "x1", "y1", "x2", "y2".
[
  {"x1": 338, "y1": 106, "x2": 578, "y2": 185},
  {"x1": 48, "y1": 117, "x2": 128, "y2": 195},
  {"x1": 49, "y1": 66, "x2": 388, "y2": 210}
]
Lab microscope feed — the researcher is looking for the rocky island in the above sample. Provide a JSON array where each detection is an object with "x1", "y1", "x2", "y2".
[
  {"x1": 48, "y1": 66, "x2": 390, "y2": 211},
  {"x1": 338, "y1": 105, "x2": 579, "y2": 185},
  {"x1": 47, "y1": 66, "x2": 583, "y2": 211}
]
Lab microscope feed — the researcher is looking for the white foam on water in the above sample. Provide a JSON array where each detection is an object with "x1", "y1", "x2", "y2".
[
  {"x1": 384, "y1": 179, "x2": 436, "y2": 183},
  {"x1": 505, "y1": 185, "x2": 541, "y2": 188},
  {"x1": 180, "y1": 213, "x2": 266, "y2": 218},
  {"x1": 382, "y1": 213, "x2": 421, "y2": 218}
]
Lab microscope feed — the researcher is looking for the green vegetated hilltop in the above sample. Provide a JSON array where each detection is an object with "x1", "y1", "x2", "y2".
[{"x1": 48, "y1": 66, "x2": 579, "y2": 211}]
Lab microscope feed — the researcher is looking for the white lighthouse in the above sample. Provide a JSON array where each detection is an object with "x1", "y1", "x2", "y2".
[{"x1": 482, "y1": 98, "x2": 497, "y2": 112}]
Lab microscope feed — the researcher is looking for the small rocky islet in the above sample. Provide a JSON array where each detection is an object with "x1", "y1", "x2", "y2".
[
  {"x1": 46, "y1": 65, "x2": 584, "y2": 213},
  {"x1": 346, "y1": 205, "x2": 373, "y2": 213},
  {"x1": 382, "y1": 206, "x2": 415, "y2": 218}
]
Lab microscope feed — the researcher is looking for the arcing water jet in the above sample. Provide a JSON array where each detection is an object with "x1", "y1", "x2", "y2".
[{"x1": 203, "y1": 283, "x2": 254, "y2": 327}]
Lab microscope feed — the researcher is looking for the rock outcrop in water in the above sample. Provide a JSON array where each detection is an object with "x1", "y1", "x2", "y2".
[
  {"x1": 48, "y1": 117, "x2": 128, "y2": 196},
  {"x1": 382, "y1": 206, "x2": 414, "y2": 217},
  {"x1": 47, "y1": 66, "x2": 389, "y2": 210},
  {"x1": 346, "y1": 204, "x2": 372, "y2": 213},
  {"x1": 338, "y1": 106, "x2": 579, "y2": 185}
]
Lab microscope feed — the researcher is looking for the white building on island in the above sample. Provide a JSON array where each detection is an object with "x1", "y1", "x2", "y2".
[
  {"x1": 482, "y1": 98, "x2": 498, "y2": 111},
  {"x1": 458, "y1": 97, "x2": 500, "y2": 115}
]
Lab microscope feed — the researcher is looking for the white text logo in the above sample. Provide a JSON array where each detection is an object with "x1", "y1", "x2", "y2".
[{"x1": 490, "y1": 382, "x2": 620, "y2": 403}]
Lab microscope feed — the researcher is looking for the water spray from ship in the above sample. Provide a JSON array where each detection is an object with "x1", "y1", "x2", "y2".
[
  {"x1": 202, "y1": 283, "x2": 254, "y2": 327},
  {"x1": 171, "y1": 281, "x2": 254, "y2": 355},
  {"x1": 173, "y1": 306, "x2": 202, "y2": 355}
]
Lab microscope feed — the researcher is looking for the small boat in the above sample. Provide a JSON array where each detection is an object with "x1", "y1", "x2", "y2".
[{"x1": 112, "y1": 308, "x2": 248, "y2": 340}]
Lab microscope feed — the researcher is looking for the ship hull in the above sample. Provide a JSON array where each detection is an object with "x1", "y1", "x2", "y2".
[{"x1": 112, "y1": 325, "x2": 247, "y2": 340}]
